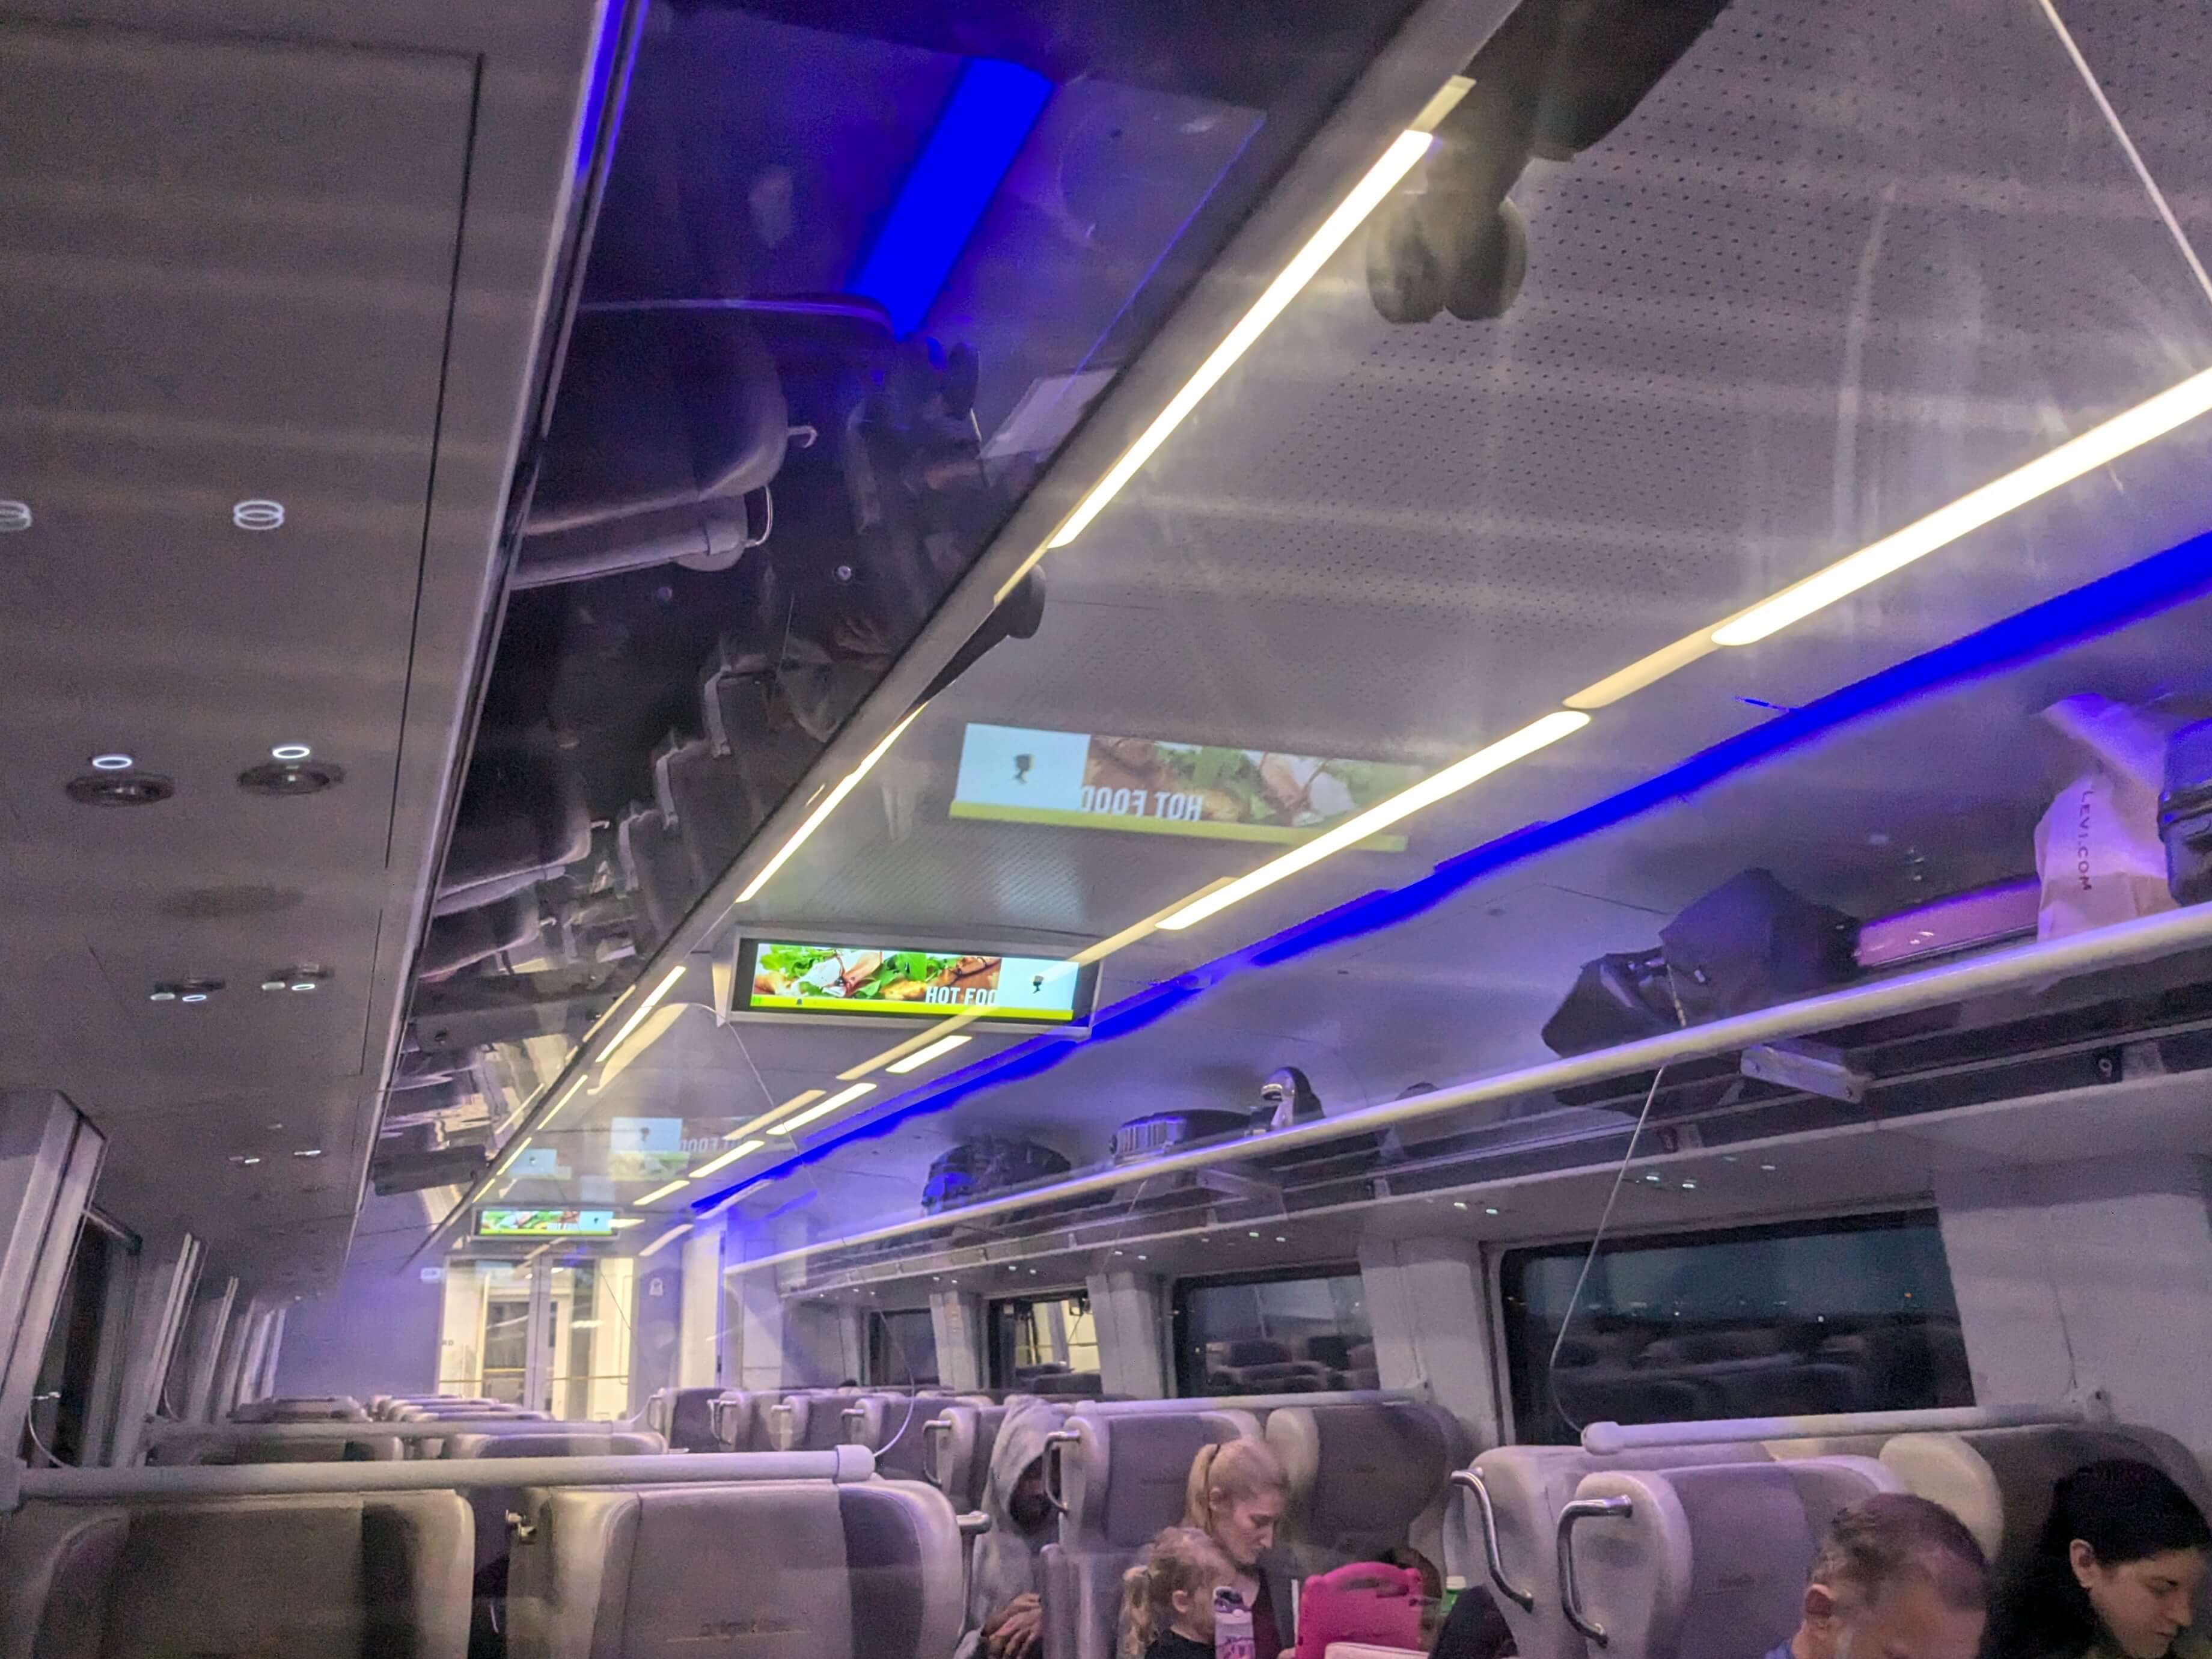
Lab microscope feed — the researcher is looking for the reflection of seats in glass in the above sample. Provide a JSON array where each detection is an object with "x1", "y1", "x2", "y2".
[{"x1": 433, "y1": 735, "x2": 593, "y2": 920}]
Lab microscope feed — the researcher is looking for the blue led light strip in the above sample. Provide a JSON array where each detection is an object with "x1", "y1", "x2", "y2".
[
  {"x1": 848, "y1": 58, "x2": 1053, "y2": 338},
  {"x1": 694, "y1": 529, "x2": 2212, "y2": 1215}
]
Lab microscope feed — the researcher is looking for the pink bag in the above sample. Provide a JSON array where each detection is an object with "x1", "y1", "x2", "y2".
[{"x1": 1292, "y1": 1563, "x2": 1425, "y2": 1659}]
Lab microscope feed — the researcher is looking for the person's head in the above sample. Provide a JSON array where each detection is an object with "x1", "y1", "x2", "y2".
[
  {"x1": 2029, "y1": 1459, "x2": 2212, "y2": 1659},
  {"x1": 1183, "y1": 1438, "x2": 1287, "y2": 1569},
  {"x1": 1008, "y1": 1452, "x2": 1054, "y2": 1533},
  {"x1": 1120, "y1": 1528, "x2": 1236, "y2": 1657},
  {"x1": 1794, "y1": 1493, "x2": 1990, "y2": 1659}
]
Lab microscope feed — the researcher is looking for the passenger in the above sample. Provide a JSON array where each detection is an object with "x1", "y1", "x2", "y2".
[
  {"x1": 1185, "y1": 1439, "x2": 1295, "y2": 1659},
  {"x1": 1428, "y1": 1581, "x2": 1514, "y2": 1659},
  {"x1": 959, "y1": 1396, "x2": 1060, "y2": 1659},
  {"x1": 1120, "y1": 1526, "x2": 1239, "y2": 1659},
  {"x1": 1995, "y1": 1458, "x2": 2212, "y2": 1659},
  {"x1": 1765, "y1": 1492, "x2": 1989, "y2": 1659}
]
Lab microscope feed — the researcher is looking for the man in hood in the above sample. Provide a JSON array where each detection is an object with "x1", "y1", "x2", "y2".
[{"x1": 959, "y1": 1397, "x2": 1061, "y2": 1659}]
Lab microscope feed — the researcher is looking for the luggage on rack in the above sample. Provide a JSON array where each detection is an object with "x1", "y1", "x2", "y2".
[
  {"x1": 2162, "y1": 718, "x2": 2212, "y2": 906},
  {"x1": 1659, "y1": 868, "x2": 1859, "y2": 1025},
  {"x1": 1540, "y1": 949, "x2": 1676, "y2": 1056}
]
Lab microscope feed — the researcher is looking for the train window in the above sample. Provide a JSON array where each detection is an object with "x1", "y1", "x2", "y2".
[
  {"x1": 22, "y1": 1218, "x2": 130, "y2": 1466},
  {"x1": 987, "y1": 1293, "x2": 1101, "y2": 1392},
  {"x1": 1172, "y1": 1266, "x2": 1373, "y2": 1397},
  {"x1": 868, "y1": 1309, "x2": 939, "y2": 1387},
  {"x1": 1500, "y1": 1211, "x2": 1972, "y2": 1445}
]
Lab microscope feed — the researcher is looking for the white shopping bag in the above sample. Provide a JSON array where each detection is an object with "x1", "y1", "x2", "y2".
[{"x1": 2033, "y1": 695, "x2": 2175, "y2": 939}]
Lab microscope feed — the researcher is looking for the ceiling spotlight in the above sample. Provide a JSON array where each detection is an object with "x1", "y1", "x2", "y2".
[
  {"x1": 90, "y1": 753, "x2": 134, "y2": 771},
  {"x1": 290, "y1": 980, "x2": 319, "y2": 992},
  {"x1": 148, "y1": 989, "x2": 178, "y2": 1003},
  {"x1": 237, "y1": 758, "x2": 343, "y2": 796},
  {"x1": 68, "y1": 771, "x2": 173, "y2": 807},
  {"x1": 180, "y1": 992, "x2": 209, "y2": 1004},
  {"x1": 1453, "y1": 1201, "x2": 1467, "y2": 1211},
  {"x1": 1483, "y1": 1206, "x2": 1500, "y2": 1216},
  {"x1": 228, "y1": 1154, "x2": 261, "y2": 1167},
  {"x1": 152, "y1": 978, "x2": 222, "y2": 1004},
  {"x1": 269, "y1": 744, "x2": 312, "y2": 762},
  {"x1": 260, "y1": 979, "x2": 287, "y2": 992}
]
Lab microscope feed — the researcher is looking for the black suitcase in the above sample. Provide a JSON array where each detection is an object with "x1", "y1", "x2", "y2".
[
  {"x1": 2162, "y1": 719, "x2": 2212, "y2": 905},
  {"x1": 1541, "y1": 949, "x2": 1679, "y2": 1056},
  {"x1": 1660, "y1": 869, "x2": 1859, "y2": 1025}
]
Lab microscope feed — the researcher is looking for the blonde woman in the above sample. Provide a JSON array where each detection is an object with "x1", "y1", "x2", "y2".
[{"x1": 1184, "y1": 1438, "x2": 1295, "y2": 1659}]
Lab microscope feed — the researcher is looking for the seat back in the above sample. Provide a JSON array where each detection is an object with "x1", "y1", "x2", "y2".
[
  {"x1": 1044, "y1": 1408, "x2": 1258, "y2": 1659},
  {"x1": 0, "y1": 1490, "x2": 471, "y2": 1659},
  {"x1": 775, "y1": 1391, "x2": 872, "y2": 1452},
  {"x1": 1462, "y1": 1441, "x2": 1774, "y2": 1659},
  {"x1": 1269, "y1": 1402, "x2": 1468, "y2": 1571},
  {"x1": 711, "y1": 1389, "x2": 777, "y2": 1452},
  {"x1": 231, "y1": 1396, "x2": 367, "y2": 1423},
  {"x1": 929, "y1": 1401, "x2": 1011, "y2": 1514},
  {"x1": 650, "y1": 1386, "x2": 726, "y2": 1453},
  {"x1": 439, "y1": 1429, "x2": 667, "y2": 1572},
  {"x1": 504, "y1": 1477, "x2": 961, "y2": 1659},
  {"x1": 847, "y1": 1393, "x2": 952, "y2": 1482},
  {"x1": 1568, "y1": 1456, "x2": 1902, "y2": 1659}
]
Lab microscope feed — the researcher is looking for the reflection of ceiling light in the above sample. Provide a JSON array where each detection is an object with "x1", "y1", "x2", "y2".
[
  {"x1": 570, "y1": 1319, "x2": 599, "y2": 1330},
  {"x1": 610, "y1": 1218, "x2": 644, "y2": 1230},
  {"x1": 1040, "y1": 129, "x2": 1435, "y2": 554},
  {"x1": 737, "y1": 708, "x2": 923, "y2": 903},
  {"x1": 1571, "y1": 365, "x2": 2212, "y2": 709},
  {"x1": 691, "y1": 1138, "x2": 763, "y2": 1180},
  {"x1": 636, "y1": 1177, "x2": 691, "y2": 1205},
  {"x1": 270, "y1": 744, "x2": 312, "y2": 762},
  {"x1": 886, "y1": 1033, "x2": 974, "y2": 1075},
  {"x1": 597, "y1": 963, "x2": 686, "y2": 1061},
  {"x1": 90, "y1": 753, "x2": 134, "y2": 771},
  {"x1": 841, "y1": 1016, "x2": 980, "y2": 1081},
  {"x1": 639, "y1": 1223, "x2": 691, "y2": 1259},
  {"x1": 736, "y1": 1089, "x2": 823, "y2": 1138},
  {"x1": 1158, "y1": 711, "x2": 1590, "y2": 930},
  {"x1": 774, "y1": 1083, "x2": 875, "y2": 1135}
]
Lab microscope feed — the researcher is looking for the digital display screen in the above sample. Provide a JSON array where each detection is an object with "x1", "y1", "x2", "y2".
[
  {"x1": 475, "y1": 1207, "x2": 616, "y2": 1238},
  {"x1": 736, "y1": 938, "x2": 1096, "y2": 1029},
  {"x1": 950, "y1": 723, "x2": 1422, "y2": 848}
]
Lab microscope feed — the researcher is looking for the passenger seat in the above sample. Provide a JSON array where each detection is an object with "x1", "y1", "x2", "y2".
[
  {"x1": 1268, "y1": 1402, "x2": 1467, "y2": 1574},
  {"x1": 0, "y1": 1491, "x2": 472, "y2": 1659},
  {"x1": 504, "y1": 1478, "x2": 962, "y2": 1659},
  {"x1": 1564, "y1": 1455, "x2": 1902, "y2": 1659}
]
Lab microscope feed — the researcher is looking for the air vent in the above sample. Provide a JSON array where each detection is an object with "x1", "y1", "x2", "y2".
[
  {"x1": 66, "y1": 772, "x2": 173, "y2": 807},
  {"x1": 237, "y1": 759, "x2": 344, "y2": 796}
]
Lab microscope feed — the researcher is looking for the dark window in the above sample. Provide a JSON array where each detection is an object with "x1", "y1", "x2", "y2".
[
  {"x1": 869, "y1": 1309, "x2": 939, "y2": 1386},
  {"x1": 22, "y1": 1220, "x2": 124, "y2": 1467},
  {"x1": 1172, "y1": 1267, "x2": 1372, "y2": 1398},
  {"x1": 986, "y1": 1294, "x2": 1099, "y2": 1393},
  {"x1": 1500, "y1": 1211, "x2": 1972, "y2": 1446}
]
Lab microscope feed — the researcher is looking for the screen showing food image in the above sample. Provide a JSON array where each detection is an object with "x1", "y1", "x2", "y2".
[
  {"x1": 950, "y1": 723, "x2": 1422, "y2": 847},
  {"x1": 741, "y1": 938, "x2": 1087, "y2": 1024},
  {"x1": 475, "y1": 1207, "x2": 616, "y2": 1238}
]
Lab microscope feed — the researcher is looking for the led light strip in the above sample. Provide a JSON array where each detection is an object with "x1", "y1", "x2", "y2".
[
  {"x1": 732, "y1": 1089, "x2": 824, "y2": 1140},
  {"x1": 1039, "y1": 129, "x2": 1435, "y2": 555},
  {"x1": 838, "y1": 1013, "x2": 982, "y2": 1082},
  {"x1": 774, "y1": 1082, "x2": 875, "y2": 1135},
  {"x1": 596, "y1": 963, "x2": 686, "y2": 1061},
  {"x1": 738, "y1": 708, "x2": 923, "y2": 902},
  {"x1": 690, "y1": 1138, "x2": 763, "y2": 1181},
  {"x1": 635, "y1": 1176, "x2": 690, "y2": 1206},
  {"x1": 887, "y1": 1033, "x2": 973, "y2": 1075},
  {"x1": 639, "y1": 1223, "x2": 691, "y2": 1259}
]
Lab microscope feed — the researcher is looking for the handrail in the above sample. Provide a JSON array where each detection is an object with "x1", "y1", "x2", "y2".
[
  {"x1": 1556, "y1": 1496, "x2": 1633, "y2": 1645},
  {"x1": 1579, "y1": 1403, "x2": 2085, "y2": 1456},
  {"x1": 1040, "y1": 1428, "x2": 1081, "y2": 1514},
  {"x1": 922, "y1": 1414, "x2": 955, "y2": 1491},
  {"x1": 150, "y1": 1419, "x2": 623, "y2": 1447},
  {"x1": 16, "y1": 1446, "x2": 875, "y2": 1505},
  {"x1": 1450, "y1": 1468, "x2": 1533, "y2": 1612}
]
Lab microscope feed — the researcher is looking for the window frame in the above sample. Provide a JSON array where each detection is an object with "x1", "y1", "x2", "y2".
[
  {"x1": 1167, "y1": 1260, "x2": 1366, "y2": 1399},
  {"x1": 1493, "y1": 1205, "x2": 1966, "y2": 1446}
]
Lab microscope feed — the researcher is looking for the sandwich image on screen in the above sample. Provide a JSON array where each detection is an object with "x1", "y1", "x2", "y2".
[
  {"x1": 741, "y1": 939, "x2": 1087, "y2": 1025},
  {"x1": 951, "y1": 723, "x2": 1421, "y2": 848}
]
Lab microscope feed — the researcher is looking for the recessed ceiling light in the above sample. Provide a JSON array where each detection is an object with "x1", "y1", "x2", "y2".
[
  {"x1": 270, "y1": 744, "x2": 312, "y2": 762},
  {"x1": 1453, "y1": 1201, "x2": 1467, "y2": 1211},
  {"x1": 180, "y1": 992, "x2": 209, "y2": 1004},
  {"x1": 289, "y1": 980, "x2": 318, "y2": 993},
  {"x1": 231, "y1": 498, "x2": 285, "y2": 530},
  {"x1": 69, "y1": 772, "x2": 173, "y2": 807},
  {"x1": 1759, "y1": 1163, "x2": 1777, "y2": 1173},
  {"x1": 237, "y1": 758, "x2": 343, "y2": 796},
  {"x1": 228, "y1": 1154, "x2": 261, "y2": 1167},
  {"x1": 148, "y1": 989, "x2": 178, "y2": 1003},
  {"x1": 90, "y1": 753, "x2": 134, "y2": 771},
  {"x1": 1483, "y1": 1206, "x2": 1500, "y2": 1216},
  {"x1": 1680, "y1": 1180, "x2": 1698, "y2": 1190},
  {"x1": 260, "y1": 979, "x2": 287, "y2": 992},
  {"x1": 292, "y1": 1147, "x2": 322, "y2": 1159}
]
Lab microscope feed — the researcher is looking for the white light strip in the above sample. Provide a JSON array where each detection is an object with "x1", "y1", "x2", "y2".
[
  {"x1": 1158, "y1": 711, "x2": 1591, "y2": 932},
  {"x1": 610, "y1": 1218, "x2": 645, "y2": 1230},
  {"x1": 691, "y1": 1138, "x2": 763, "y2": 1180},
  {"x1": 1044, "y1": 129, "x2": 1434, "y2": 551},
  {"x1": 635, "y1": 1177, "x2": 691, "y2": 1206},
  {"x1": 775, "y1": 1081, "x2": 875, "y2": 1135},
  {"x1": 596, "y1": 964, "x2": 687, "y2": 1061},
  {"x1": 542, "y1": 1076, "x2": 588, "y2": 1123},
  {"x1": 493, "y1": 1138, "x2": 531, "y2": 1177},
  {"x1": 838, "y1": 1015, "x2": 982, "y2": 1082},
  {"x1": 737, "y1": 708, "x2": 924, "y2": 902},
  {"x1": 639, "y1": 1223, "x2": 691, "y2": 1259},
  {"x1": 886, "y1": 1033, "x2": 974, "y2": 1075},
  {"x1": 1714, "y1": 365, "x2": 2212, "y2": 646},
  {"x1": 734, "y1": 1089, "x2": 824, "y2": 1138}
]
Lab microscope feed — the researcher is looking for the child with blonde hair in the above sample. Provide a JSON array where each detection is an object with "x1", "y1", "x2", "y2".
[{"x1": 1120, "y1": 1527, "x2": 1238, "y2": 1659}]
